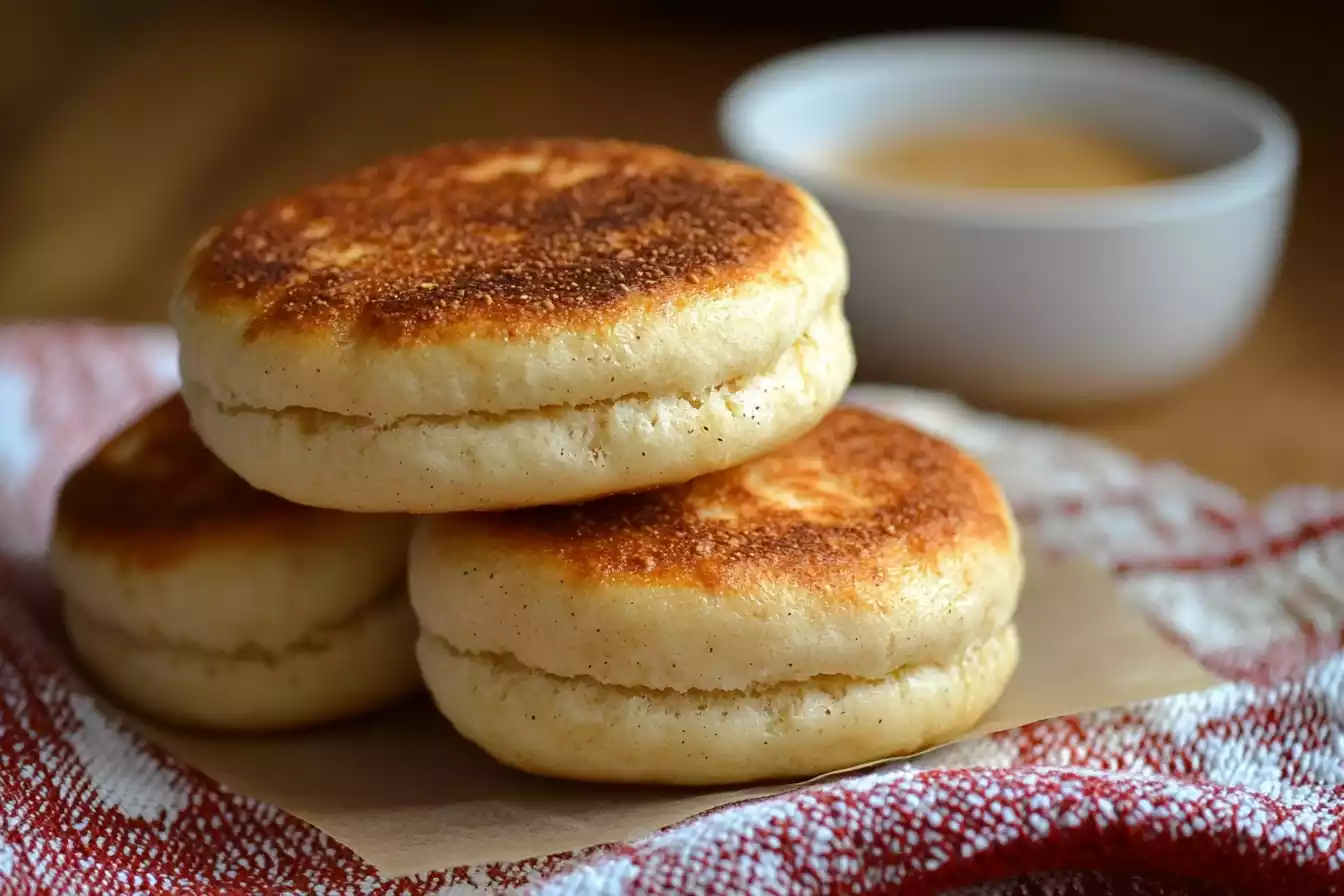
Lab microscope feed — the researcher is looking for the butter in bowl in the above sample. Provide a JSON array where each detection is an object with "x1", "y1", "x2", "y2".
[{"x1": 719, "y1": 32, "x2": 1298, "y2": 409}]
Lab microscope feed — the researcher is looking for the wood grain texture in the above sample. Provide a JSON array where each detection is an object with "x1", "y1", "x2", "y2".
[{"x1": 1, "y1": 3, "x2": 1339, "y2": 497}]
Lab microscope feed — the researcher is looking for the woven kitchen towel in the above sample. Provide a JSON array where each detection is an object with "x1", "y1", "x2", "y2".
[{"x1": 2, "y1": 324, "x2": 1342, "y2": 896}]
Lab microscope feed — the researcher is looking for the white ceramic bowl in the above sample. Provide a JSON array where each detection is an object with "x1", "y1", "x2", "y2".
[{"x1": 720, "y1": 32, "x2": 1298, "y2": 407}]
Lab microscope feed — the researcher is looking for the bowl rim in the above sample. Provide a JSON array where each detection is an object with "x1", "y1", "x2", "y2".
[{"x1": 718, "y1": 30, "x2": 1299, "y2": 228}]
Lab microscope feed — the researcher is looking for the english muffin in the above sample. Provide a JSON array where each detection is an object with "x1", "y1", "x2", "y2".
[
  {"x1": 50, "y1": 395, "x2": 419, "y2": 731},
  {"x1": 171, "y1": 138, "x2": 853, "y2": 512},
  {"x1": 410, "y1": 407, "x2": 1022, "y2": 785}
]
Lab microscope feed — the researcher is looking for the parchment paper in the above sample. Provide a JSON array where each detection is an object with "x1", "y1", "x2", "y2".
[{"x1": 131, "y1": 553, "x2": 1218, "y2": 876}]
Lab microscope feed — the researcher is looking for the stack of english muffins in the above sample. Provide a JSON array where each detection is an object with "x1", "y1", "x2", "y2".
[{"x1": 52, "y1": 139, "x2": 1022, "y2": 785}]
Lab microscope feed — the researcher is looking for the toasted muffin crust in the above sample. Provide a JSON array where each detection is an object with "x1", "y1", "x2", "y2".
[
  {"x1": 459, "y1": 406, "x2": 1013, "y2": 595},
  {"x1": 186, "y1": 139, "x2": 814, "y2": 344},
  {"x1": 54, "y1": 395, "x2": 313, "y2": 566}
]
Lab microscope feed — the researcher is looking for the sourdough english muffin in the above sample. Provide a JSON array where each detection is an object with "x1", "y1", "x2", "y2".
[
  {"x1": 50, "y1": 396, "x2": 419, "y2": 731},
  {"x1": 411, "y1": 407, "x2": 1022, "y2": 785},
  {"x1": 171, "y1": 138, "x2": 853, "y2": 512}
]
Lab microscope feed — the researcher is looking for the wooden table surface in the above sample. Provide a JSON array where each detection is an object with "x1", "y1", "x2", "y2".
[{"x1": 2, "y1": 3, "x2": 1340, "y2": 498}]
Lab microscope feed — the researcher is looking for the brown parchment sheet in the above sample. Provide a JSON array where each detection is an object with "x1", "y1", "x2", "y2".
[{"x1": 130, "y1": 553, "x2": 1220, "y2": 876}]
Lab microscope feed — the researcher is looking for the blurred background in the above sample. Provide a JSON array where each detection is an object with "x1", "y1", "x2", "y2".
[{"x1": 1, "y1": 0, "x2": 1340, "y2": 496}]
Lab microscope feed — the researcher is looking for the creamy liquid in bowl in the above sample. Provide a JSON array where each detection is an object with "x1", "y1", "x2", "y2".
[{"x1": 838, "y1": 121, "x2": 1181, "y2": 191}]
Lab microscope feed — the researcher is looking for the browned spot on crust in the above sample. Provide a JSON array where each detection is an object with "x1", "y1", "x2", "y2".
[
  {"x1": 466, "y1": 407, "x2": 1013, "y2": 595},
  {"x1": 55, "y1": 395, "x2": 313, "y2": 564},
  {"x1": 186, "y1": 139, "x2": 812, "y2": 344}
]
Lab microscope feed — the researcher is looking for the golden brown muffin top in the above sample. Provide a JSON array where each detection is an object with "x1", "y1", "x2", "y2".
[
  {"x1": 185, "y1": 139, "x2": 817, "y2": 344},
  {"x1": 462, "y1": 406, "x2": 1014, "y2": 594},
  {"x1": 54, "y1": 395, "x2": 312, "y2": 563}
]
